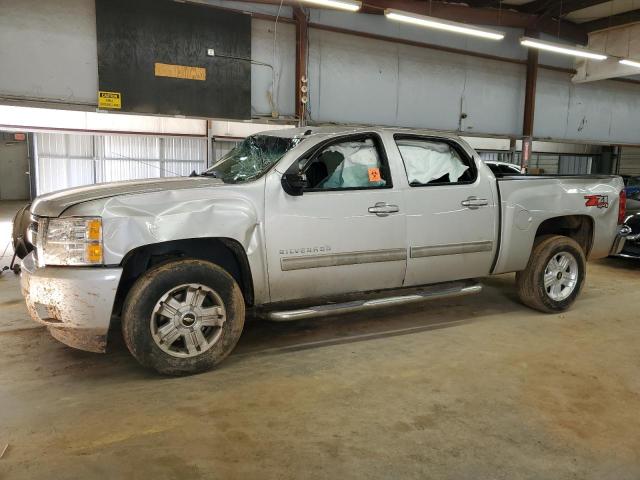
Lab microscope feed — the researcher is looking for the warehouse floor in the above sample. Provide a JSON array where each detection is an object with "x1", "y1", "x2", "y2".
[{"x1": 1, "y1": 202, "x2": 640, "y2": 479}]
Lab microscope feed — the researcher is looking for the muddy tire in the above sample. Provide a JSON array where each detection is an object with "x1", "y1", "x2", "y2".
[
  {"x1": 12, "y1": 203, "x2": 33, "y2": 259},
  {"x1": 515, "y1": 235, "x2": 586, "y2": 313},
  {"x1": 121, "y1": 259, "x2": 245, "y2": 375}
]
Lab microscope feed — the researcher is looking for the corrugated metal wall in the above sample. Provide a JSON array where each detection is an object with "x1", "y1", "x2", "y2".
[
  {"x1": 212, "y1": 139, "x2": 240, "y2": 163},
  {"x1": 478, "y1": 151, "x2": 594, "y2": 174},
  {"x1": 620, "y1": 147, "x2": 640, "y2": 176},
  {"x1": 558, "y1": 156, "x2": 593, "y2": 175},
  {"x1": 34, "y1": 132, "x2": 206, "y2": 195}
]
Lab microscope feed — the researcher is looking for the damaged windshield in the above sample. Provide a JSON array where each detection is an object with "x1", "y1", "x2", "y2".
[{"x1": 203, "y1": 134, "x2": 301, "y2": 183}]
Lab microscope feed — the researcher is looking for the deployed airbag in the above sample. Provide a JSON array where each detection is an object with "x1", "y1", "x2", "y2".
[
  {"x1": 397, "y1": 139, "x2": 469, "y2": 184},
  {"x1": 319, "y1": 139, "x2": 386, "y2": 188}
]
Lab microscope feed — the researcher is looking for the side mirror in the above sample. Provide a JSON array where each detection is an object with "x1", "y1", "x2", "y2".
[{"x1": 281, "y1": 171, "x2": 308, "y2": 196}]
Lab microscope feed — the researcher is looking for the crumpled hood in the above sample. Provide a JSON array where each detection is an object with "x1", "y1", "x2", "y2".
[{"x1": 31, "y1": 176, "x2": 224, "y2": 217}]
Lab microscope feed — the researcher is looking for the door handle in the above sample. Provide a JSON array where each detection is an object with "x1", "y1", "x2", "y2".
[
  {"x1": 368, "y1": 202, "x2": 400, "y2": 217},
  {"x1": 461, "y1": 196, "x2": 488, "y2": 209}
]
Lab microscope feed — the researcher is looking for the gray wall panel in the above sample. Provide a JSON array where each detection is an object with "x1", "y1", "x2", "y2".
[
  {"x1": 536, "y1": 69, "x2": 640, "y2": 143},
  {"x1": 395, "y1": 45, "x2": 467, "y2": 131},
  {"x1": 251, "y1": 19, "x2": 296, "y2": 117},
  {"x1": 0, "y1": 0, "x2": 98, "y2": 105},
  {"x1": 309, "y1": 30, "x2": 400, "y2": 125},
  {"x1": 309, "y1": 29, "x2": 525, "y2": 136},
  {"x1": 459, "y1": 58, "x2": 525, "y2": 136}
]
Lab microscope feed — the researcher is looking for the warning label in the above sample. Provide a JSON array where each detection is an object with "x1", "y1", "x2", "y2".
[
  {"x1": 98, "y1": 91, "x2": 121, "y2": 109},
  {"x1": 154, "y1": 63, "x2": 206, "y2": 81}
]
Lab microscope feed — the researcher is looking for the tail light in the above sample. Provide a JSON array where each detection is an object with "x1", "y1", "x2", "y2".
[{"x1": 618, "y1": 189, "x2": 627, "y2": 225}]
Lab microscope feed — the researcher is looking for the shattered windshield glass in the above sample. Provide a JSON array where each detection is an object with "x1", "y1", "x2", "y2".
[{"x1": 204, "y1": 135, "x2": 301, "y2": 184}]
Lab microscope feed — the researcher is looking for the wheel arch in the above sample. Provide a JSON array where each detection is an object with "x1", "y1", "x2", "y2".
[
  {"x1": 534, "y1": 215, "x2": 594, "y2": 257},
  {"x1": 112, "y1": 237, "x2": 255, "y2": 316}
]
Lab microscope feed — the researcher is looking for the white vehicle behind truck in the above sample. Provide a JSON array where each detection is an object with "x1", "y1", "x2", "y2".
[{"x1": 15, "y1": 126, "x2": 629, "y2": 374}]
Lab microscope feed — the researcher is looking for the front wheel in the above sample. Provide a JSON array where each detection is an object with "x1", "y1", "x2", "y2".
[
  {"x1": 515, "y1": 235, "x2": 586, "y2": 313},
  {"x1": 121, "y1": 259, "x2": 245, "y2": 375}
]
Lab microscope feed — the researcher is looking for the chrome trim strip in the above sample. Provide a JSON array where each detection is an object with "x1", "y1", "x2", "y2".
[
  {"x1": 267, "y1": 283, "x2": 483, "y2": 321},
  {"x1": 410, "y1": 241, "x2": 493, "y2": 258},
  {"x1": 281, "y1": 248, "x2": 406, "y2": 272}
]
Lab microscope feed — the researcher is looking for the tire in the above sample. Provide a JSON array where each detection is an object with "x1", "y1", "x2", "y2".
[
  {"x1": 515, "y1": 235, "x2": 586, "y2": 313},
  {"x1": 121, "y1": 259, "x2": 245, "y2": 375},
  {"x1": 12, "y1": 203, "x2": 33, "y2": 260}
]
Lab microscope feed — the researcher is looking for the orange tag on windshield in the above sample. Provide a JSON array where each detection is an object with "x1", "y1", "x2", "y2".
[{"x1": 368, "y1": 167, "x2": 381, "y2": 182}]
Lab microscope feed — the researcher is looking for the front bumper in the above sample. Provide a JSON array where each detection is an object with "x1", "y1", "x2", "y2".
[{"x1": 20, "y1": 252, "x2": 122, "y2": 352}]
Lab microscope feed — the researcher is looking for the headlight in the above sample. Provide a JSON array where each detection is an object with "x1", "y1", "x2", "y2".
[{"x1": 40, "y1": 217, "x2": 103, "y2": 266}]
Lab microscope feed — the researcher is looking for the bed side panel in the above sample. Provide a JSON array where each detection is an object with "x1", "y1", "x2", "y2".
[{"x1": 493, "y1": 176, "x2": 623, "y2": 274}]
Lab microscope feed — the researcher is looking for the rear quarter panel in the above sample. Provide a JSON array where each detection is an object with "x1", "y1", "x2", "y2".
[{"x1": 493, "y1": 176, "x2": 624, "y2": 274}]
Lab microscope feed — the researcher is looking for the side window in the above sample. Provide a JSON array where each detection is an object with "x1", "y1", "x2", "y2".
[
  {"x1": 500, "y1": 164, "x2": 521, "y2": 175},
  {"x1": 303, "y1": 137, "x2": 390, "y2": 191},
  {"x1": 395, "y1": 137, "x2": 476, "y2": 186},
  {"x1": 486, "y1": 162, "x2": 501, "y2": 176}
]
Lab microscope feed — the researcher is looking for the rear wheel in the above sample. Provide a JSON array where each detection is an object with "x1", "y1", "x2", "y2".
[
  {"x1": 121, "y1": 259, "x2": 245, "y2": 375},
  {"x1": 516, "y1": 235, "x2": 586, "y2": 313}
]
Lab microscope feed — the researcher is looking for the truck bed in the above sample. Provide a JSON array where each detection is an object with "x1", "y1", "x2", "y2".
[{"x1": 491, "y1": 175, "x2": 624, "y2": 274}]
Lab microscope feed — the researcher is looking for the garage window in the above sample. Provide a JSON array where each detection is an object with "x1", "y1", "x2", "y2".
[{"x1": 394, "y1": 136, "x2": 476, "y2": 186}]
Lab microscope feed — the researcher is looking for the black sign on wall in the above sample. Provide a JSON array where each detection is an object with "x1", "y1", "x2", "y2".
[{"x1": 95, "y1": 0, "x2": 251, "y2": 119}]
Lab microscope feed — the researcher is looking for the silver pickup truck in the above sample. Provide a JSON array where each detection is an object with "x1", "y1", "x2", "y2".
[{"x1": 16, "y1": 126, "x2": 629, "y2": 374}]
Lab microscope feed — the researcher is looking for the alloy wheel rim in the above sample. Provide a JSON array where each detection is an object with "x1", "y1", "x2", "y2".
[
  {"x1": 150, "y1": 283, "x2": 226, "y2": 358},
  {"x1": 543, "y1": 252, "x2": 579, "y2": 302}
]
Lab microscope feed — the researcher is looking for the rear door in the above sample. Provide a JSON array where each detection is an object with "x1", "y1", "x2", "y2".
[
  {"x1": 264, "y1": 133, "x2": 407, "y2": 303},
  {"x1": 392, "y1": 135, "x2": 498, "y2": 286}
]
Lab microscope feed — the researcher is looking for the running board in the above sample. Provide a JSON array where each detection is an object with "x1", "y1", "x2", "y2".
[{"x1": 266, "y1": 281, "x2": 482, "y2": 322}]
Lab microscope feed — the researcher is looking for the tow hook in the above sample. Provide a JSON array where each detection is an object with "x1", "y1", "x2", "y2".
[
  {"x1": 619, "y1": 225, "x2": 640, "y2": 242},
  {"x1": 619, "y1": 225, "x2": 632, "y2": 237}
]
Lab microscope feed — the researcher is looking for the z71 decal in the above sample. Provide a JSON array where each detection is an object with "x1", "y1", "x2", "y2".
[{"x1": 584, "y1": 195, "x2": 609, "y2": 208}]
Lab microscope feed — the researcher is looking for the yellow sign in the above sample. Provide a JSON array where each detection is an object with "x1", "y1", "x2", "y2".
[
  {"x1": 154, "y1": 62, "x2": 206, "y2": 81},
  {"x1": 98, "y1": 91, "x2": 121, "y2": 109}
]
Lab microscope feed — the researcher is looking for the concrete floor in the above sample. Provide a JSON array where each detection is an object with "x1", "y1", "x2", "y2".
[{"x1": 1, "y1": 201, "x2": 640, "y2": 479}]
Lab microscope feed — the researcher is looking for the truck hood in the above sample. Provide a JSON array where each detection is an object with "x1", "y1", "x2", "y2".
[{"x1": 31, "y1": 176, "x2": 223, "y2": 217}]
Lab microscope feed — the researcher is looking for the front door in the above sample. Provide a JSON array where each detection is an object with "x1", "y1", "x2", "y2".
[
  {"x1": 391, "y1": 135, "x2": 498, "y2": 286},
  {"x1": 0, "y1": 138, "x2": 30, "y2": 200},
  {"x1": 265, "y1": 133, "x2": 407, "y2": 303}
]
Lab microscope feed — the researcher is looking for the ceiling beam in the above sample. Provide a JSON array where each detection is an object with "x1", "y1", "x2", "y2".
[
  {"x1": 238, "y1": 0, "x2": 588, "y2": 43},
  {"x1": 518, "y1": 0, "x2": 606, "y2": 15},
  {"x1": 364, "y1": 0, "x2": 586, "y2": 43},
  {"x1": 461, "y1": 0, "x2": 503, "y2": 7},
  {"x1": 582, "y1": 8, "x2": 640, "y2": 32}
]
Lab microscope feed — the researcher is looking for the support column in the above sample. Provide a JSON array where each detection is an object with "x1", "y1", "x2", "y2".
[
  {"x1": 522, "y1": 30, "x2": 539, "y2": 173},
  {"x1": 206, "y1": 120, "x2": 213, "y2": 168},
  {"x1": 293, "y1": 6, "x2": 308, "y2": 126}
]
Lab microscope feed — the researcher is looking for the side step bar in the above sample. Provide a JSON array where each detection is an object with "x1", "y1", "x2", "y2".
[{"x1": 266, "y1": 281, "x2": 482, "y2": 322}]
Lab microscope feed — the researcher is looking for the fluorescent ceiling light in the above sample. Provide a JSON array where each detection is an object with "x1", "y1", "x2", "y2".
[
  {"x1": 520, "y1": 37, "x2": 607, "y2": 60},
  {"x1": 300, "y1": 0, "x2": 361, "y2": 11},
  {"x1": 384, "y1": 9, "x2": 505, "y2": 41},
  {"x1": 620, "y1": 59, "x2": 640, "y2": 68}
]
